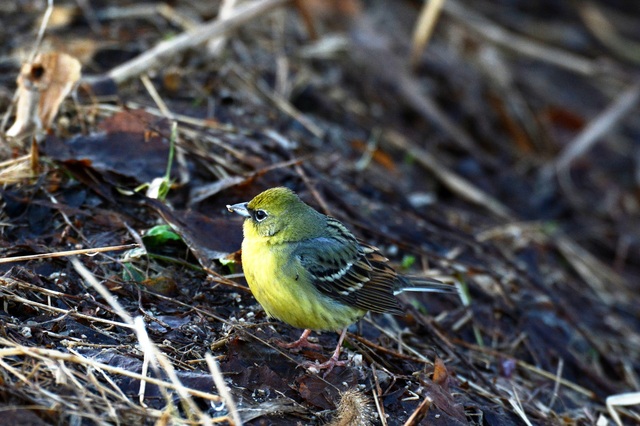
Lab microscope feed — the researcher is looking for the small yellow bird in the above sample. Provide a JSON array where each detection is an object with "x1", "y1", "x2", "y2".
[{"x1": 227, "y1": 187, "x2": 453, "y2": 374}]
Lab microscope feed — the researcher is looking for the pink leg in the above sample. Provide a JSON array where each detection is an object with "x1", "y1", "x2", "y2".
[
  {"x1": 277, "y1": 329, "x2": 322, "y2": 352},
  {"x1": 303, "y1": 328, "x2": 348, "y2": 377}
]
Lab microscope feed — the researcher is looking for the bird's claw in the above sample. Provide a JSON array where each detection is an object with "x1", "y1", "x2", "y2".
[
  {"x1": 276, "y1": 338, "x2": 322, "y2": 352},
  {"x1": 276, "y1": 329, "x2": 322, "y2": 352},
  {"x1": 303, "y1": 356, "x2": 347, "y2": 378}
]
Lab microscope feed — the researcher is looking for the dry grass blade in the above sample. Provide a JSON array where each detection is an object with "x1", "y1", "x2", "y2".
[
  {"x1": 231, "y1": 67, "x2": 325, "y2": 138},
  {"x1": 65, "y1": 258, "x2": 229, "y2": 424},
  {"x1": 0, "y1": 154, "x2": 38, "y2": 184},
  {"x1": 29, "y1": 0, "x2": 53, "y2": 62},
  {"x1": 105, "y1": 0, "x2": 291, "y2": 84},
  {"x1": 410, "y1": 0, "x2": 445, "y2": 68},
  {"x1": 607, "y1": 392, "x2": 640, "y2": 426},
  {"x1": 2, "y1": 1, "x2": 638, "y2": 424},
  {"x1": 0, "y1": 344, "x2": 223, "y2": 400},
  {"x1": 453, "y1": 339, "x2": 597, "y2": 399},
  {"x1": 547, "y1": 358, "x2": 564, "y2": 412},
  {"x1": 133, "y1": 317, "x2": 211, "y2": 423},
  {"x1": 383, "y1": 129, "x2": 513, "y2": 219},
  {"x1": 554, "y1": 235, "x2": 626, "y2": 305},
  {"x1": 443, "y1": 0, "x2": 599, "y2": 75},
  {"x1": 140, "y1": 74, "x2": 172, "y2": 118},
  {"x1": 206, "y1": 353, "x2": 242, "y2": 425},
  {"x1": 508, "y1": 385, "x2": 533, "y2": 426},
  {"x1": 0, "y1": 279, "x2": 133, "y2": 329},
  {"x1": 206, "y1": 0, "x2": 239, "y2": 56},
  {"x1": 370, "y1": 364, "x2": 387, "y2": 426},
  {"x1": 70, "y1": 257, "x2": 134, "y2": 324},
  {"x1": 402, "y1": 395, "x2": 432, "y2": 426},
  {"x1": 577, "y1": 1, "x2": 640, "y2": 63},
  {"x1": 553, "y1": 82, "x2": 640, "y2": 173},
  {"x1": 0, "y1": 243, "x2": 138, "y2": 264}
]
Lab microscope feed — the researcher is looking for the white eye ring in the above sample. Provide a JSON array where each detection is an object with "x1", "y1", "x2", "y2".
[{"x1": 254, "y1": 209, "x2": 268, "y2": 222}]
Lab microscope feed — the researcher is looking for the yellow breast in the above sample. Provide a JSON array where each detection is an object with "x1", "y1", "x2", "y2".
[{"x1": 241, "y1": 234, "x2": 365, "y2": 331}]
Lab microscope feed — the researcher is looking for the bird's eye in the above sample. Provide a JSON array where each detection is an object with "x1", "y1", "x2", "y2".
[{"x1": 254, "y1": 209, "x2": 268, "y2": 222}]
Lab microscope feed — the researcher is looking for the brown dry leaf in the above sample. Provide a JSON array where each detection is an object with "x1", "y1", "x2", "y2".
[
  {"x1": 49, "y1": 37, "x2": 100, "y2": 64},
  {"x1": 7, "y1": 52, "x2": 82, "y2": 140},
  {"x1": 422, "y1": 362, "x2": 466, "y2": 424},
  {"x1": 543, "y1": 106, "x2": 586, "y2": 131},
  {"x1": 297, "y1": 368, "x2": 358, "y2": 410},
  {"x1": 146, "y1": 198, "x2": 244, "y2": 267},
  {"x1": 351, "y1": 139, "x2": 397, "y2": 172},
  {"x1": 42, "y1": 109, "x2": 173, "y2": 184},
  {"x1": 294, "y1": 0, "x2": 362, "y2": 34},
  {"x1": 41, "y1": 5, "x2": 79, "y2": 30},
  {"x1": 139, "y1": 276, "x2": 178, "y2": 296},
  {"x1": 432, "y1": 356, "x2": 450, "y2": 389},
  {"x1": 300, "y1": 0, "x2": 362, "y2": 19}
]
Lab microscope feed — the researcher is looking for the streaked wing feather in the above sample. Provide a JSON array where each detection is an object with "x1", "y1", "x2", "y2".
[
  {"x1": 294, "y1": 217, "x2": 454, "y2": 314},
  {"x1": 295, "y1": 218, "x2": 403, "y2": 314}
]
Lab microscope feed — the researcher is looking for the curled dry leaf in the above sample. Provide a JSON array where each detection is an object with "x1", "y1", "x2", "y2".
[
  {"x1": 7, "y1": 52, "x2": 81, "y2": 140},
  {"x1": 432, "y1": 357, "x2": 449, "y2": 389}
]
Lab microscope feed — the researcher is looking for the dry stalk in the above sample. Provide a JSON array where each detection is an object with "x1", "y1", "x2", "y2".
[{"x1": 105, "y1": 0, "x2": 291, "y2": 84}]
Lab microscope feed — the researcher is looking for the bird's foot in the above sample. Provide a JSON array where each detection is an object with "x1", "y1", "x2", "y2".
[
  {"x1": 276, "y1": 329, "x2": 322, "y2": 352},
  {"x1": 303, "y1": 354, "x2": 347, "y2": 378},
  {"x1": 303, "y1": 328, "x2": 349, "y2": 377}
]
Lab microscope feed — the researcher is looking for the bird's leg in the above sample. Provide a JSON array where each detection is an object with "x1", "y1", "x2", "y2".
[
  {"x1": 276, "y1": 328, "x2": 322, "y2": 352},
  {"x1": 303, "y1": 328, "x2": 348, "y2": 377}
]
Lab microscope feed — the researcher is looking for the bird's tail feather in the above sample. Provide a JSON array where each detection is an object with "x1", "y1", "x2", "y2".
[{"x1": 394, "y1": 277, "x2": 457, "y2": 295}]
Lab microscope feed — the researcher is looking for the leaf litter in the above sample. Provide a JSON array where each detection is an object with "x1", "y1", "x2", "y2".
[{"x1": 0, "y1": 0, "x2": 639, "y2": 425}]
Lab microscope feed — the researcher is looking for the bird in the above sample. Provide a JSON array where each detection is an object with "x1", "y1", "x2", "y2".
[{"x1": 227, "y1": 187, "x2": 454, "y2": 375}]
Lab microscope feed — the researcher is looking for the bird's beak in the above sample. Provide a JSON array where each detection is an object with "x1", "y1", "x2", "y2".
[{"x1": 227, "y1": 202, "x2": 251, "y2": 218}]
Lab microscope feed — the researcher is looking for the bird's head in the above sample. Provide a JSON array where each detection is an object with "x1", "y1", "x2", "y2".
[{"x1": 227, "y1": 187, "x2": 324, "y2": 242}]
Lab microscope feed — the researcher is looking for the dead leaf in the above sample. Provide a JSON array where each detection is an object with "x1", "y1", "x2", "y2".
[
  {"x1": 140, "y1": 276, "x2": 178, "y2": 296},
  {"x1": 145, "y1": 198, "x2": 244, "y2": 267},
  {"x1": 7, "y1": 52, "x2": 81, "y2": 140},
  {"x1": 432, "y1": 357, "x2": 449, "y2": 389},
  {"x1": 297, "y1": 368, "x2": 357, "y2": 410},
  {"x1": 351, "y1": 139, "x2": 397, "y2": 172},
  {"x1": 42, "y1": 110, "x2": 173, "y2": 184},
  {"x1": 298, "y1": 0, "x2": 362, "y2": 21},
  {"x1": 41, "y1": 5, "x2": 79, "y2": 30}
]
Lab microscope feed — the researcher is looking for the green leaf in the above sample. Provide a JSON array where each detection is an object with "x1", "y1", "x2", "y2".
[
  {"x1": 401, "y1": 254, "x2": 416, "y2": 270},
  {"x1": 121, "y1": 263, "x2": 145, "y2": 283},
  {"x1": 143, "y1": 225, "x2": 182, "y2": 248}
]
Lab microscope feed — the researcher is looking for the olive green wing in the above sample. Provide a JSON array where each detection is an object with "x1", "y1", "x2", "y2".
[{"x1": 293, "y1": 218, "x2": 404, "y2": 314}]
